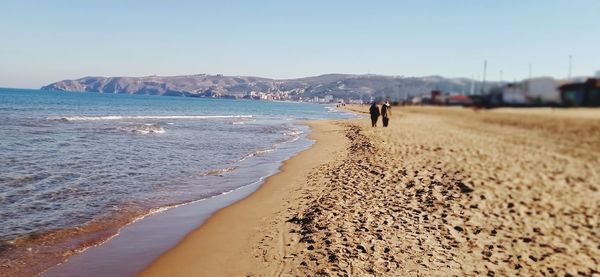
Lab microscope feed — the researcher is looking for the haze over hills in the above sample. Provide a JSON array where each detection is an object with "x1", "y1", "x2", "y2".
[{"x1": 41, "y1": 74, "x2": 495, "y2": 101}]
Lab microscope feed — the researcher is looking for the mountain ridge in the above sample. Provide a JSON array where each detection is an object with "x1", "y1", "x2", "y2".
[{"x1": 41, "y1": 74, "x2": 488, "y2": 100}]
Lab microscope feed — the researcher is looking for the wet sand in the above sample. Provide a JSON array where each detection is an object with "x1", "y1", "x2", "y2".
[
  {"x1": 140, "y1": 120, "x2": 349, "y2": 276},
  {"x1": 142, "y1": 107, "x2": 600, "y2": 276}
]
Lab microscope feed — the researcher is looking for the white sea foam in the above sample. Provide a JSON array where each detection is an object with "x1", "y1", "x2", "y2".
[
  {"x1": 238, "y1": 148, "x2": 277, "y2": 162},
  {"x1": 118, "y1": 123, "x2": 165, "y2": 134},
  {"x1": 201, "y1": 166, "x2": 237, "y2": 176},
  {"x1": 284, "y1": 129, "x2": 304, "y2": 137},
  {"x1": 49, "y1": 115, "x2": 253, "y2": 121}
]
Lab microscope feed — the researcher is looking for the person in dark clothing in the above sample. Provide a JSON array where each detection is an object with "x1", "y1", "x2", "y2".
[
  {"x1": 369, "y1": 102, "x2": 380, "y2": 127},
  {"x1": 381, "y1": 101, "x2": 391, "y2": 127}
]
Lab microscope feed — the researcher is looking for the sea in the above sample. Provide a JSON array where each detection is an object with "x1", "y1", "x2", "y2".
[{"x1": 0, "y1": 88, "x2": 353, "y2": 274}]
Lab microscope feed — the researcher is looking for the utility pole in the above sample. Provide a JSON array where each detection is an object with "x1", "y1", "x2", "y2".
[
  {"x1": 469, "y1": 75, "x2": 475, "y2": 95},
  {"x1": 481, "y1": 60, "x2": 487, "y2": 95},
  {"x1": 528, "y1": 64, "x2": 532, "y2": 80},
  {"x1": 568, "y1": 55, "x2": 573, "y2": 79}
]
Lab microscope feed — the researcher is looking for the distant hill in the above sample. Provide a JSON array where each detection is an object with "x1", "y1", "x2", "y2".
[{"x1": 41, "y1": 74, "x2": 493, "y2": 101}]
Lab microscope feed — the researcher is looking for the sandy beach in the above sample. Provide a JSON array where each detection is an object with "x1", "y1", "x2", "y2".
[
  {"x1": 142, "y1": 106, "x2": 600, "y2": 276},
  {"x1": 140, "y1": 120, "x2": 350, "y2": 276}
]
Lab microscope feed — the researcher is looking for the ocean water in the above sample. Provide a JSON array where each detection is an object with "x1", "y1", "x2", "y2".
[{"x1": 0, "y1": 88, "x2": 352, "y2": 270}]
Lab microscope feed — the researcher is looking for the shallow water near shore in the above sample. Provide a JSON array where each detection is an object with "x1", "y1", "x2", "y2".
[
  {"x1": 0, "y1": 88, "x2": 353, "y2": 275},
  {"x1": 42, "y1": 139, "x2": 306, "y2": 277}
]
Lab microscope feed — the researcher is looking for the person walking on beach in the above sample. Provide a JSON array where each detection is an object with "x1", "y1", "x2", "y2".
[
  {"x1": 381, "y1": 100, "x2": 391, "y2": 127},
  {"x1": 369, "y1": 102, "x2": 380, "y2": 127}
]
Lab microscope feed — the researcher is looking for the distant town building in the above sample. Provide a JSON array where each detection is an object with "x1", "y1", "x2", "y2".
[
  {"x1": 446, "y1": 95, "x2": 472, "y2": 106},
  {"x1": 347, "y1": 99, "x2": 364, "y2": 104},
  {"x1": 487, "y1": 77, "x2": 561, "y2": 106},
  {"x1": 410, "y1": 96, "x2": 422, "y2": 105},
  {"x1": 559, "y1": 78, "x2": 600, "y2": 107},
  {"x1": 430, "y1": 90, "x2": 445, "y2": 105},
  {"x1": 523, "y1": 77, "x2": 561, "y2": 103},
  {"x1": 499, "y1": 84, "x2": 527, "y2": 104}
]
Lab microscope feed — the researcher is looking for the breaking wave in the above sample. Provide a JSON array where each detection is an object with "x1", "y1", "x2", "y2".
[
  {"x1": 201, "y1": 167, "x2": 237, "y2": 176},
  {"x1": 49, "y1": 115, "x2": 253, "y2": 121},
  {"x1": 118, "y1": 124, "x2": 165, "y2": 134}
]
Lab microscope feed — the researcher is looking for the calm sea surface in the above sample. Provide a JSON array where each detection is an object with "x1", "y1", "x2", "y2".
[{"x1": 0, "y1": 88, "x2": 352, "y2": 268}]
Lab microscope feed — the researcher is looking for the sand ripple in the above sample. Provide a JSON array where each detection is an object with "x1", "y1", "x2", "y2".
[{"x1": 275, "y1": 108, "x2": 599, "y2": 276}]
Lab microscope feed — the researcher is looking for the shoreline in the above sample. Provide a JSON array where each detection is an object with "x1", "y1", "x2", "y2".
[
  {"x1": 41, "y1": 175, "x2": 272, "y2": 277},
  {"x1": 7, "y1": 106, "x2": 598, "y2": 276},
  {"x1": 140, "y1": 119, "x2": 350, "y2": 276},
  {"x1": 35, "y1": 122, "x2": 317, "y2": 277},
  {"x1": 145, "y1": 106, "x2": 599, "y2": 276}
]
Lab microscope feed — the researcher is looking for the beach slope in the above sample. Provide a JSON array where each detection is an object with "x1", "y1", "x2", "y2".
[
  {"x1": 140, "y1": 120, "x2": 350, "y2": 276},
  {"x1": 143, "y1": 107, "x2": 600, "y2": 276}
]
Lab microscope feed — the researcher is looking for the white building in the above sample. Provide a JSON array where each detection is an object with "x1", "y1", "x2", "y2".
[
  {"x1": 523, "y1": 77, "x2": 560, "y2": 103},
  {"x1": 348, "y1": 99, "x2": 364, "y2": 104},
  {"x1": 501, "y1": 85, "x2": 527, "y2": 104},
  {"x1": 497, "y1": 77, "x2": 560, "y2": 104}
]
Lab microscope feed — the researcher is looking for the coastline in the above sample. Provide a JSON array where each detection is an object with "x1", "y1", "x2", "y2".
[
  {"x1": 1, "y1": 89, "x2": 354, "y2": 277},
  {"x1": 9, "y1": 105, "x2": 597, "y2": 276},
  {"x1": 144, "y1": 106, "x2": 599, "y2": 276},
  {"x1": 140, "y1": 119, "x2": 350, "y2": 276},
  {"x1": 35, "y1": 122, "x2": 317, "y2": 277},
  {"x1": 41, "y1": 174, "x2": 274, "y2": 277}
]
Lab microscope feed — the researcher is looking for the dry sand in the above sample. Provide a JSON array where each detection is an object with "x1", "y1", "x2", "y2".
[{"x1": 142, "y1": 106, "x2": 600, "y2": 276}]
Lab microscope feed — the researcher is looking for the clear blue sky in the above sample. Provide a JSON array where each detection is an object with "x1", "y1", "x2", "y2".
[{"x1": 1, "y1": 0, "x2": 599, "y2": 88}]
